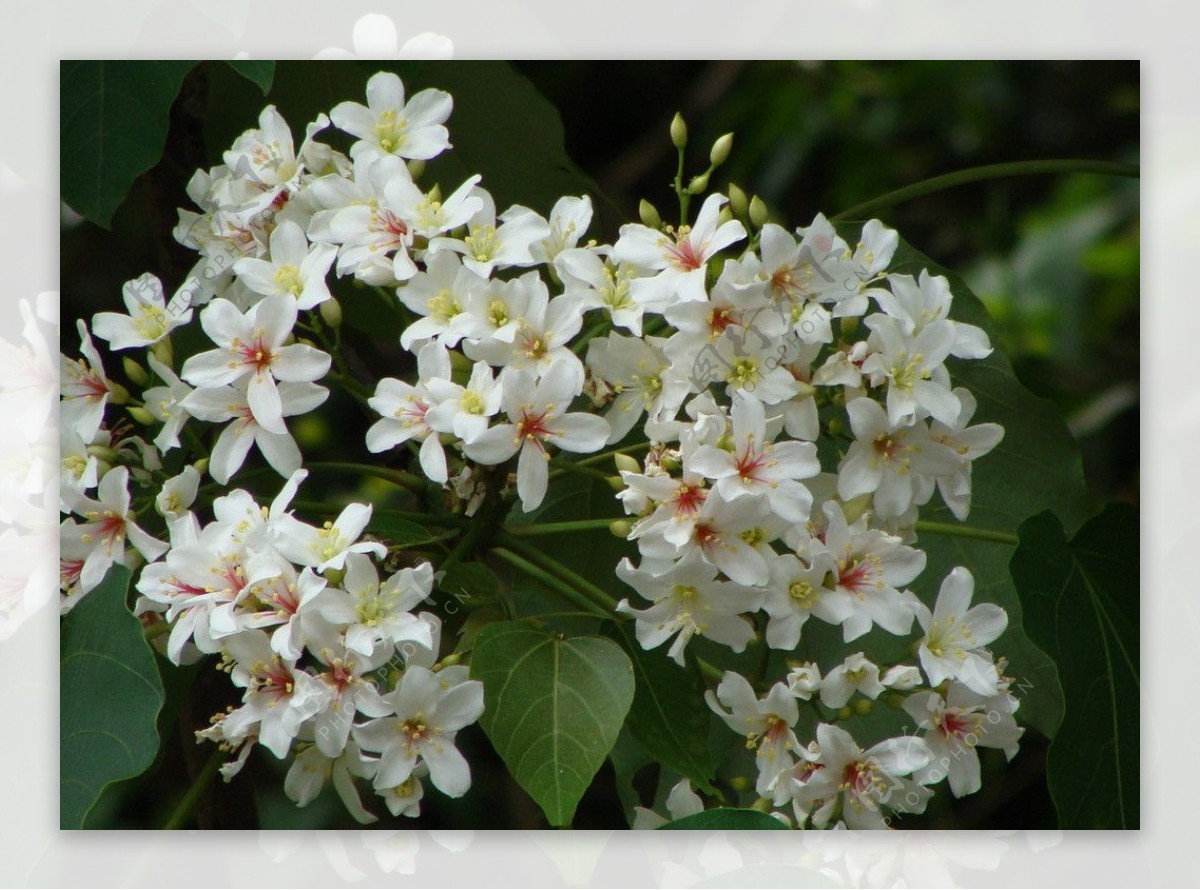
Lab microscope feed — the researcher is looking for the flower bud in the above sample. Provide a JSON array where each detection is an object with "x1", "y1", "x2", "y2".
[
  {"x1": 108, "y1": 382, "x2": 131, "y2": 405},
  {"x1": 660, "y1": 455, "x2": 682, "y2": 473},
  {"x1": 638, "y1": 199, "x2": 662, "y2": 230},
  {"x1": 613, "y1": 452, "x2": 641, "y2": 474},
  {"x1": 670, "y1": 112, "x2": 687, "y2": 149},
  {"x1": 709, "y1": 132, "x2": 734, "y2": 167},
  {"x1": 606, "y1": 475, "x2": 625, "y2": 491},
  {"x1": 323, "y1": 567, "x2": 345, "y2": 588},
  {"x1": 122, "y1": 357, "x2": 149, "y2": 388},
  {"x1": 839, "y1": 316, "x2": 859, "y2": 338},
  {"x1": 854, "y1": 698, "x2": 873, "y2": 716},
  {"x1": 686, "y1": 172, "x2": 710, "y2": 195},
  {"x1": 728, "y1": 775, "x2": 753, "y2": 792},
  {"x1": 826, "y1": 416, "x2": 845, "y2": 438},
  {"x1": 751, "y1": 797, "x2": 773, "y2": 813},
  {"x1": 609, "y1": 519, "x2": 632, "y2": 539},
  {"x1": 192, "y1": 458, "x2": 209, "y2": 477},
  {"x1": 837, "y1": 706, "x2": 853, "y2": 721},
  {"x1": 749, "y1": 195, "x2": 769, "y2": 228},
  {"x1": 717, "y1": 206, "x2": 733, "y2": 226},
  {"x1": 319, "y1": 296, "x2": 342, "y2": 329},
  {"x1": 433, "y1": 653, "x2": 462, "y2": 670},
  {"x1": 407, "y1": 159, "x2": 426, "y2": 179},
  {"x1": 127, "y1": 405, "x2": 155, "y2": 425},
  {"x1": 150, "y1": 337, "x2": 173, "y2": 369},
  {"x1": 727, "y1": 183, "x2": 748, "y2": 218}
]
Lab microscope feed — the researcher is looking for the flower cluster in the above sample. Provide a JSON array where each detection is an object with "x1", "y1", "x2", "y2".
[{"x1": 60, "y1": 69, "x2": 1021, "y2": 828}]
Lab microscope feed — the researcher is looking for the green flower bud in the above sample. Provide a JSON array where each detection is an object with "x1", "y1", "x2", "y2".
[
  {"x1": 613, "y1": 452, "x2": 641, "y2": 474},
  {"x1": 319, "y1": 296, "x2": 342, "y2": 329},
  {"x1": 749, "y1": 195, "x2": 769, "y2": 229},
  {"x1": 686, "y1": 172, "x2": 710, "y2": 195},
  {"x1": 638, "y1": 199, "x2": 662, "y2": 230},
  {"x1": 854, "y1": 698, "x2": 873, "y2": 716},
  {"x1": 127, "y1": 405, "x2": 155, "y2": 425},
  {"x1": 150, "y1": 337, "x2": 173, "y2": 369},
  {"x1": 122, "y1": 356, "x2": 149, "y2": 388},
  {"x1": 670, "y1": 112, "x2": 688, "y2": 149},
  {"x1": 407, "y1": 159, "x2": 426, "y2": 179},
  {"x1": 607, "y1": 475, "x2": 626, "y2": 491},
  {"x1": 727, "y1": 183, "x2": 748, "y2": 218},
  {"x1": 709, "y1": 132, "x2": 734, "y2": 167},
  {"x1": 192, "y1": 458, "x2": 209, "y2": 477},
  {"x1": 609, "y1": 519, "x2": 632, "y2": 539},
  {"x1": 728, "y1": 775, "x2": 753, "y2": 793},
  {"x1": 837, "y1": 706, "x2": 853, "y2": 721}
]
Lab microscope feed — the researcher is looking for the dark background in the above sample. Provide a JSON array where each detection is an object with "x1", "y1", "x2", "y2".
[{"x1": 63, "y1": 60, "x2": 1139, "y2": 829}]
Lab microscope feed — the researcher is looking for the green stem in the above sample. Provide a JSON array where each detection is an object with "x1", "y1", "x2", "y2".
[
  {"x1": 304, "y1": 461, "x2": 424, "y2": 493},
  {"x1": 491, "y1": 547, "x2": 610, "y2": 619},
  {"x1": 504, "y1": 518, "x2": 618, "y2": 536},
  {"x1": 673, "y1": 144, "x2": 691, "y2": 224},
  {"x1": 494, "y1": 531, "x2": 620, "y2": 613},
  {"x1": 292, "y1": 500, "x2": 470, "y2": 529},
  {"x1": 830, "y1": 158, "x2": 1139, "y2": 222},
  {"x1": 572, "y1": 316, "x2": 613, "y2": 356},
  {"x1": 573, "y1": 441, "x2": 652, "y2": 469},
  {"x1": 694, "y1": 655, "x2": 725, "y2": 685},
  {"x1": 162, "y1": 746, "x2": 223, "y2": 830},
  {"x1": 548, "y1": 460, "x2": 614, "y2": 484},
  {"x1": 914, "y1": 520, "x2": 1019, "y2": 546}
]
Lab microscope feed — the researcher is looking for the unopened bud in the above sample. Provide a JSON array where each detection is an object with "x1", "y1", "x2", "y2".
[
  {"x1": 660, "y1": 455, "x2": 682, "y2": 473},
  {"x1": 826, "y1": 416, "x2": 846, "y2": 438},
  {"x1": 686, "y1": 172, "x2": 710, "y2": 195},
  {"x1": 638, "y1": 199, "x2": 662, "y2": 230},
  {"x1": 108, "y1": 383, "x2": 131, "y2": 405},
  {"x1": 319, "y1": 296, "x2": 342, "y2": 329},
  {"x1": 606, "y1": 475, "x2": 625, "y2": 491},
  {"x1": 122, "y1": 357, "x2": 149, "y2": 388},
  {"x1": 127, "y1": 405, "x2": 155, "y2": 425},
  {"x1": 613, "y1": 453, "x2": 641, "y2": 474},
  {"x1": 150, "y1": 337, "x2": 173, "y2": 368},
  {"x1": 837, "y1": 706, "x2": 853, "y2": 721},
  {"x1": 609, "y1": 519, "x2": 632, "y2": 539},
  {"x1": 427, "y1": 183, "x2": 442, "y2": 204},
  {"x1": 749, "y1": 195, "x2": 769, "y2": 228},
  {"x1": 433, "y1": 652, "x2": 461, "y2": 670},
  {"x1": 751, "y1": 797, "x2": 773, "y2": 813},
  {"x1": 192, "y1": 458, "x2": 209, "y2": 477},
  {"x1": 323, "y1": 567, "x2": 345, "y2": 588},
  {"x1": 407, "y1": 159, "x2": 426, "y2": 179},
  {"x1": 854, "y1": 698, "x2": 873, "y2": 716},
  {"x1": 717, "y1": 206, "x2": 733, "y2": 226},
  {"x1": 709, "y1": 132, "x2": 734, "y2": 167},
  {"x1": 728, "y1": 775, "x2": 753, "y2": 793},
  {"x1": 840, "y1": 493, "x2": 872, "y2": 524},
  {"x1": 670, "y1": 113, "x2": 688, "y2": 149},
  {"x1": 727, "y1": 183, "x2": 748, "y2": 217},
  {"x1": 839, "y1": 316, "x2": 859, "y2": 338}
]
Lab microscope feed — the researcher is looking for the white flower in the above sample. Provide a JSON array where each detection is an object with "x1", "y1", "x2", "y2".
[
  {"x1": 785, "y1": 663, "x2": 822, "y2": 701},
  {"x1": 913, "y1": 567, "x2": 1007, "y2": 695},
  {"x1": 155, "y1": 465, "x2": 200, "y2": 522},
  {"x1": 530, "y1": 195, "x2": 593, "y2": 264},
  {"x1": 424, "y1": 360, "x2": 503, "y2": 445},
  {"x1": 819, "y1": 652, "x2": 885, "y2": 709},
  {"x1": 181, "y1": 378, "x2": 328, "y2": 483},
  {"x1": 428, "y1": 190, "x2": 551, "y2": 279},
  {"x1": 927, "y1": 388, "x2": 1004, "y2": 520},
  {"x1": 142, "y1": 354, "x2": 194, "y2": 454},
  {"x1": 311, "y1": 554, "x2": 435, "y2": 660},
  {"x1": 396, "y1": 251, "x2": 486, "y2": 350},
  {"x1": 761, "y1": 551, "x2": 851, "y2": 650},
  {"x1": 462, "y1": 362, "x2": 609, "y2": 511},
  {"x1": 272, "y1": 501, "x2": 387, "y2": 574},
  {"x1": 611, "y1": 193, "x2": 746, "y2": 304},
  {"x1": 354, "y1": 666, "x2": 485, "y2": 798},
  {"x1": 614, "y1": 550, "x2": 760, "y2": 666},
  {"x1": 181, "y1": 295, "x2": 331, "y2": 435},
  {"x1": 632, "y1": 779, "x2": 704, "y2": 829},
  {"x1": 861, "y1": 314, "x2": 960, "y2": 427},
  {"x1": 874, "y1": 270, "x2": 992, "y2": 359},
  {"x1": 585, "y1": 332, "x2": 688, "y2": 444},
  {"x1": 904, "y1": 684, "x2": 1024, "y2": 797},
  {"x1": 61, "y1": 320, "x2": 116, "y2": 442},
  {"x1": 556, "y1": 248, "x2": 644, "y2": 334},
  {"x1": 92, "y1": 273, "x2": 190, "y2": 350},
  {"x1": 366, "y1": 341, "x2": 451, "y2": 483},
  {"x1": 330, "y1": 71, "x2": 453, "y2": 160},
  {"x1": 232, "y1": 220, "x2": 336, "y2": 310},
  {"x1": 284, "y1": 739, "x2": 379, "y2": 825},
  {"x1": 706, "y1": 671, "x2": 803, "y2": 795},
  {"x1": 313, "y1": 14, "x2": 452, "y2": 61}
]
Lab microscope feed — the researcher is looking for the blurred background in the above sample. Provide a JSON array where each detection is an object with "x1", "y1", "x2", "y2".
[{"x1": 61, "y1": 60, "x2": 1139, "y2": 829}]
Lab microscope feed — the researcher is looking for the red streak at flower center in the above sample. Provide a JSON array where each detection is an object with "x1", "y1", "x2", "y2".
[
  {"x1": 261, "y1": 662, "x2": 296, "y2": 700},
  {"x1": 518, "y1": 409, "x2": 553, "y2": 446},
  {"x1": 80, "y1": 369, "x2": 109, "y2": 399},
  {"x1": 238, "y1": 335, "x2": 274, "y2": 374},
  {"x1": 670, "y1": 482, "x2": 707, "y2": 517},
  {"x1": 377, "y1": 209, "x2": 410, "y2": 242},
  {"x1": 843, "y1": 760, "x2": 878, "y2": 795},
  {"x1": 693, "y1": 522, "x2": 720, "y2": 551},
  {"x1": 838, "y1": 557, "x2": 874, "y2": 594},
  {"x1": 61, "y1": 559, "x2": 84, "y2": 586},
  {"x1": 735, "y1": 444, "x2": 768, "y2": 483},
  {"x1": 873, "y1": 434, "x2": 901, "y2": 462},
  {"x1": 96, "y1": 512, "x2": 126, "y2": 543},
  {"x1": 267, "y1": 580, "x2": 299, "y2": 616},
  {"x1": 939, "y1": 711, "x2": 979, "y2": 741},
  {"x1": 708, "y1": 307, "x2": 734, "y2": 336},
  {"x1": 326, "y1": 659, "x2": 354, "y2": 693},
  {"x1": 668, "y1": 235, "x2": 703, "y2": 271}
]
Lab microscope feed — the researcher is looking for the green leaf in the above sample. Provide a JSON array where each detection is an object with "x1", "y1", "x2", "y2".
[
  {"x1": 659, "y1": 808, "x2": 788, "y2": 830},
  {"x1": 369, "y1": 513, "x2": 458, "y2": 548},
  {"x1": 226, "y1": 60, "x2": 275, "y2": 93},
  {"x1": 1009, "y1": 505, "x2": 1139, "y2": 828},
  {"x1": 470, "y1": 622, "x2": 635, "y2": 826},
  {"x1": 60, "y1": 565, "x2": 165, "y2": 829},
  {"x1": 885, "y1": 238, "x2": 1099, "y2": 738},
  {"x1": 606, "y1": 621, "x2": 718, "y2": 794},
  {"x1": 60, "y1": 61, "x2": 196, "y2": 227}
]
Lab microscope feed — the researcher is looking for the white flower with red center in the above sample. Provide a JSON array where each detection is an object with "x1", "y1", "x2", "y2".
[
  {"x1": 912, "y1": 566, "x2": 1008, "y2": 695},
  {"x1": 624, "y1": 469, "x2": 710, "y2": 548},
  {"x1": 210, "y1": 560, "x2": 329, "y2": 661},
  {"x1": 354, "y1": 665, "x2": 486, "y2": 798},
  {"x1": 61, "y1": 320, "x2": 117, "y2": 442},
  {"x1": 220, "y1": 629, "x2": 332, "y2": 759},
  {"x1": 92, "y1": 273, "x2": 190, "y2": 350},
  {"x1": 308, "y1": 643, "x2": 394, "y2": 758},
  {"x1": 903, "y1": 683, "x2": 1024, "y2": 797},
  {"x1": 182, "y1": 378, "x2": 328, "y2": 483},
  {"x1": 462, "y1": 362, "x2": 609, "y2": 511},
  {"x1": 232, "y1": 220, "x2": 336, "y2": 310},
  {"x1": 181, "y1": 294, "x2": 331, "y2": 436},
  {"x1": 61, "y1": 466, "x2": 167, "y2": 598},
  {"x1": 689, "y1": 394, "x2": 819, "y2": 522},
  {"x1": 792, "y1": 723, "x2": 933, "y2": 830},
  {"x1": 614, "y1": 550, "x2": 761, "y2": 666},
  {"x1": 819, "y1": 500, "x2": 925, "y2": 641},
  {"x1": 366, "y1": 341, "x2": 451, "y2": 483},
  {"x1": 761, "y1": 551, "x2": 851, "y2": 650},
  {"x1": 330, "y1": 71, "x2": 453, "y2": 161},
  {"x1": 223, "y1": 105, "x2": 329, "y2": 215},
  {"x1": 837, "y1": 397, "x2": 960, "y2": 519},
  {"x1": 639, "y1": 489, "x2": 774, "y2": 586},
  {"x1": 819, "y1": 652, "x2": 886, "y2": 709},
  {"x1": 611, "y1": 193, "x2": 746, "y2": 304},
  {"x1": 706, "y1": 671, "x2": 804, "y2": 795}
]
